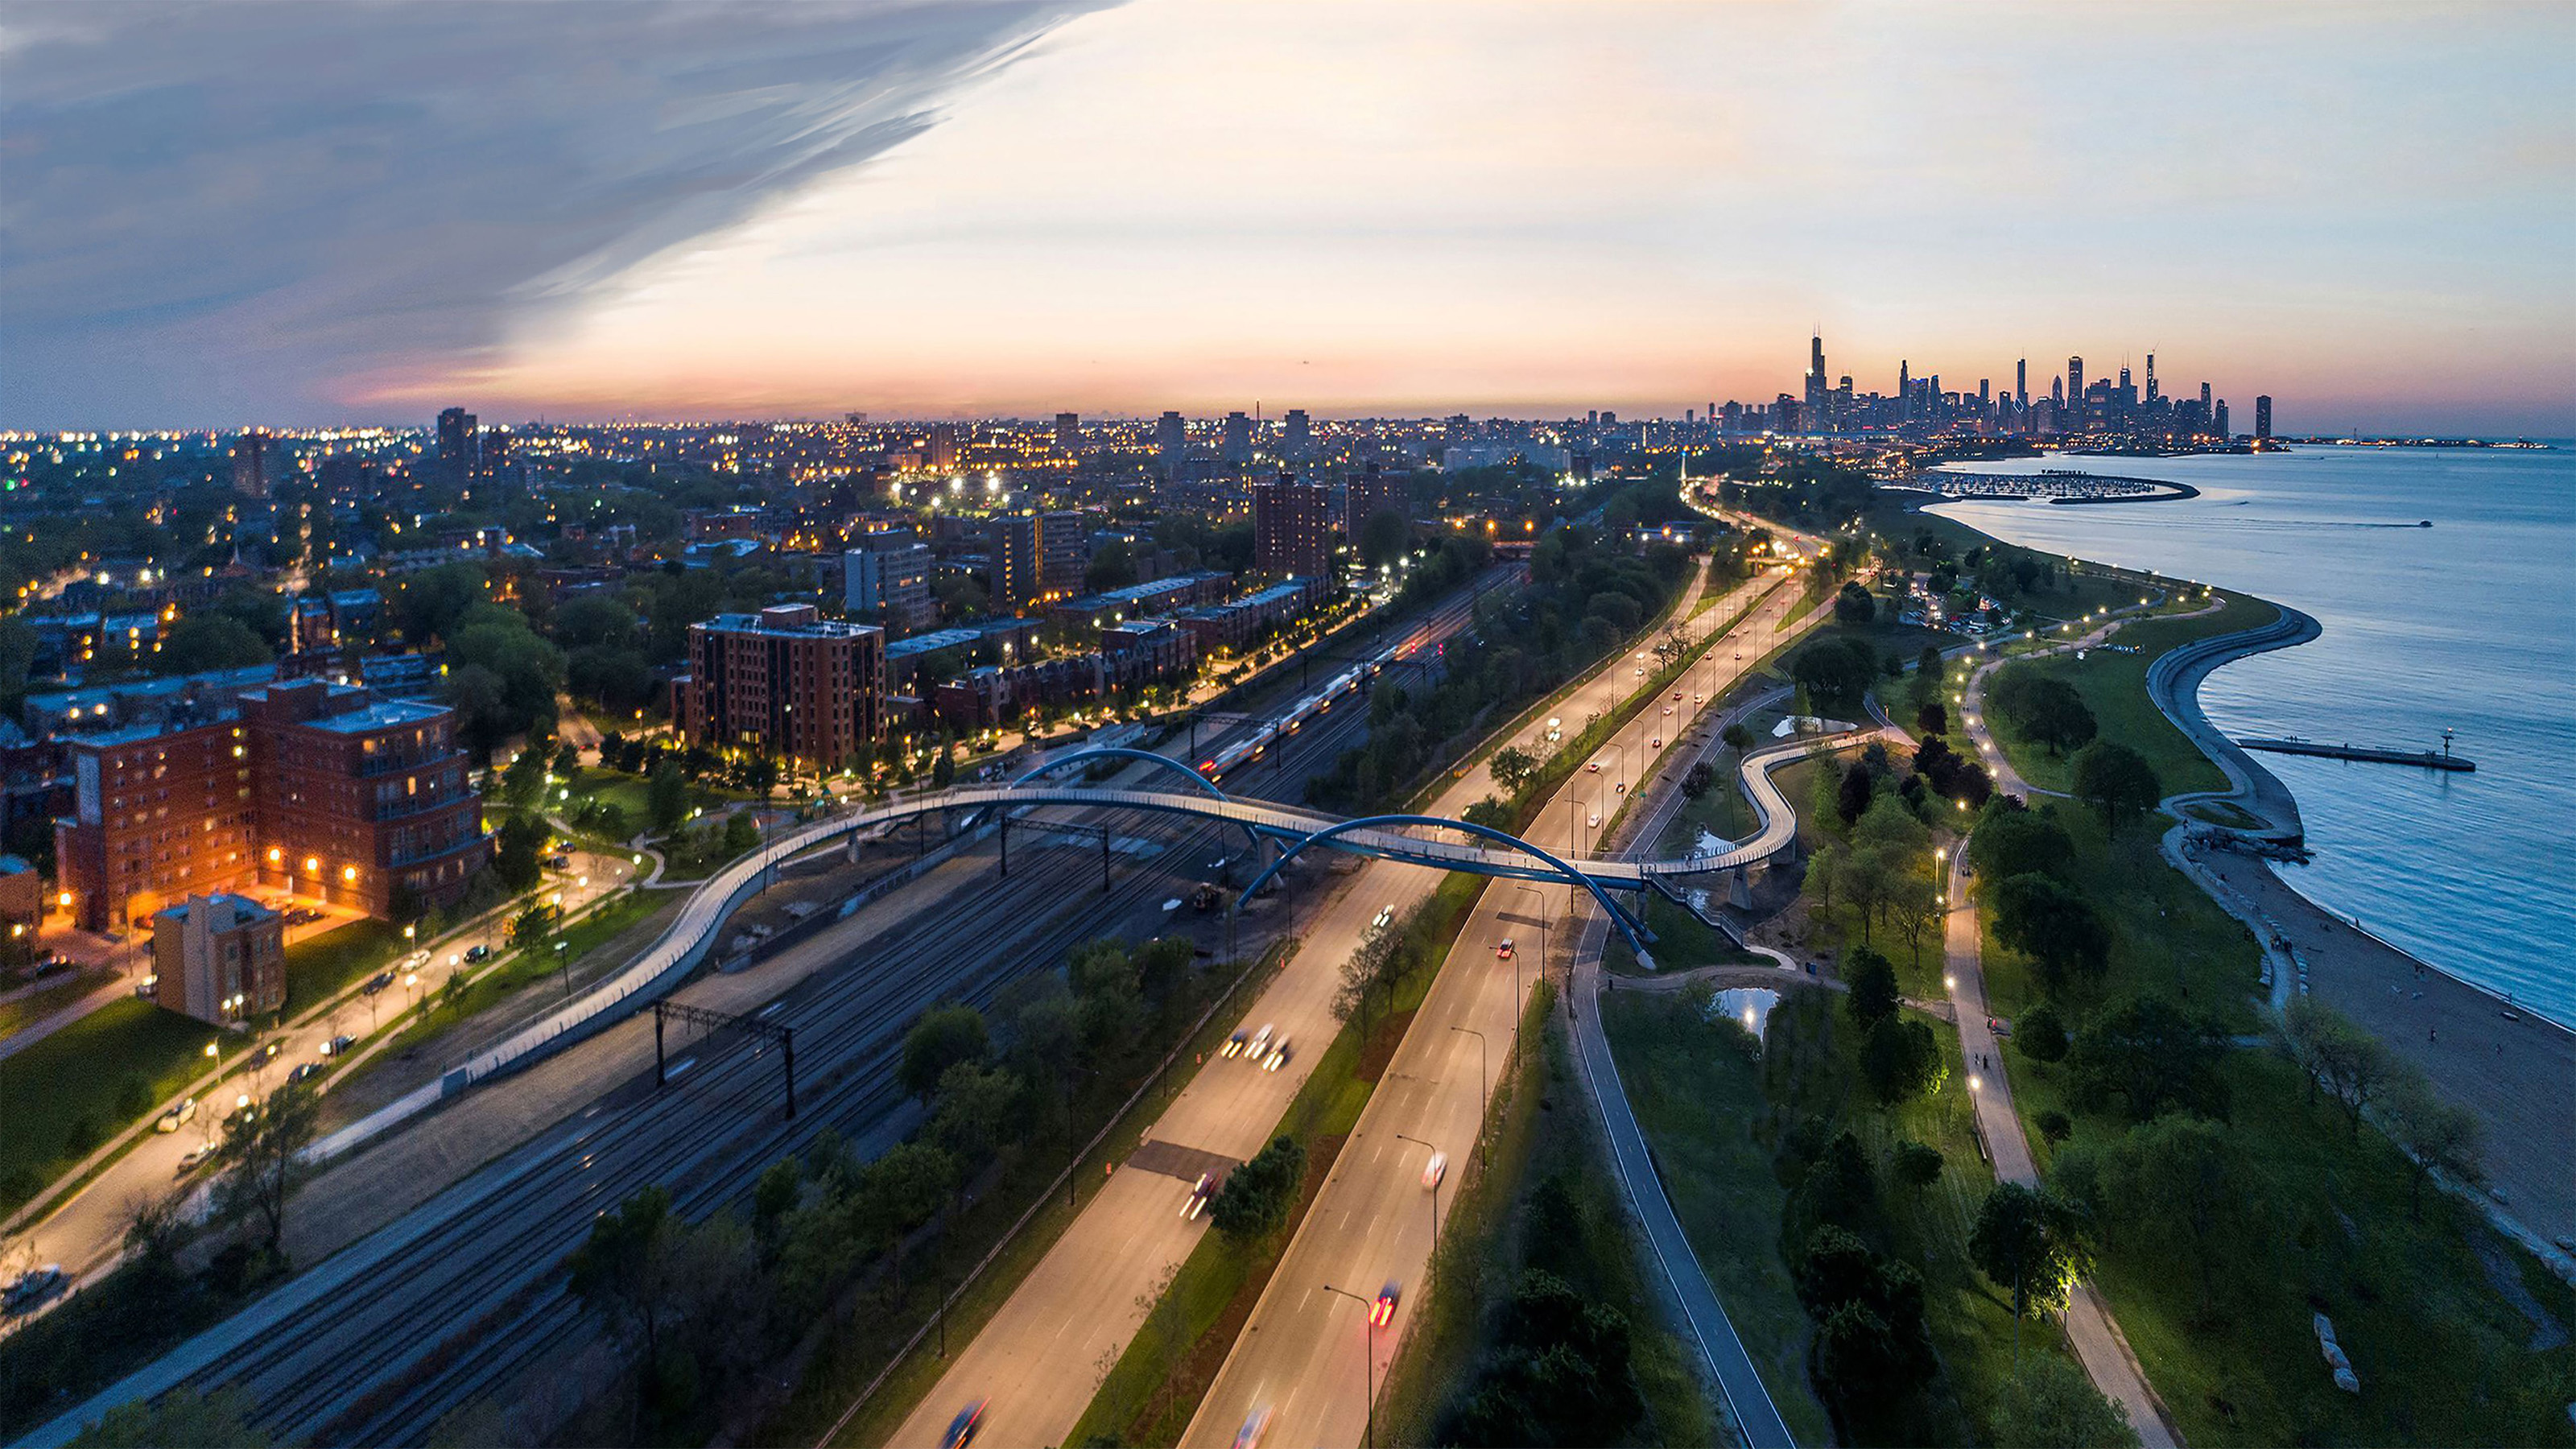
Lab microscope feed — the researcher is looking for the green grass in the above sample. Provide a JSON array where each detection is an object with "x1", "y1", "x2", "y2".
[
  {"x1": 1979, "y1": 592, "x2": 2270, "y2": 798},
  {"x1": 282, "y1": 918, "x2": 405, "y2": 1015},
  {"x1": 1608, "y1": 893, "x2": 1759, "y2": 978},
  {"x1": 0, "y1": 998, "x2": 213, "y2": 1211},
  {"x1": 0, "y1": 971, "x2": 109, "y2": 1038},
  {"x1": 1599, "y1": 990, "x2": 1833, "y2": 1444},
  {"x1": 369, "y1": 889, "x2": 670, "y2": 1063}
]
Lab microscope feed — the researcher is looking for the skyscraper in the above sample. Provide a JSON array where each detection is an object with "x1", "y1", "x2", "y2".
[
  {"x1": 1156, "y1": 411, "x2": 1187, "y2": 472},
  {"x1": 1804, "y1": 335, "x2": 1828, "y2": 431},
  {"x1": 230, "y1": 429, "x2": 270, "y2": 499},
  {"x1": 1283, "y1": 407, "x2": 1311, "y2": 459},
  {"x1": 2145, "y1": 353, "x2": 2160, "y2": 406},
  {"x1": 1054, "y1": 411, "x2": 1080, "y2": 454},
  {"x1": 2254, "y1": 395, "x2": 2273, "y2": 442},
  {"x1": 2214, "y1": 399, "x2": 2231, "y2": 437},
  {"x1": 1344, "y1": 464, "x2": 1405, "y2": 543},
  {"x1": 2015, "y1": 359, "x2": 2028, "y2": 409},
  {"x1": 1221, "y1": 411, "x2": 1253, "y2": 464}
]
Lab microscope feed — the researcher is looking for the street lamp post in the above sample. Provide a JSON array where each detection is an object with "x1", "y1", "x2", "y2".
[
  {"x1": 1510, "y1": 885, "x2": 1547, "y2": 1059},
  {"x1": 1449, "y1": 1026, "x2": 1488, "y2": 1170},
  {"x1": 554, "y1": 939, "x2": 570, "y2": 1000},
  {"x1": 1395, "y1": 1133, "x2": 1443, "y2": 1250},
  {"x1": 1321, "y1": 1283, "x2": 1381, "y2": 1449}
]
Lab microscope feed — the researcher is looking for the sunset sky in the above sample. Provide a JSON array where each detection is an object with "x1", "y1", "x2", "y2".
[{"x1": 5, "y1": 1, "x2": 2570, "y2": 433}]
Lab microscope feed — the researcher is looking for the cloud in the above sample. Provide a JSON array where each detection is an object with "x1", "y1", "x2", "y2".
[{"x1": 0, "y1": 0, "x2": 1105, "y2": 427}]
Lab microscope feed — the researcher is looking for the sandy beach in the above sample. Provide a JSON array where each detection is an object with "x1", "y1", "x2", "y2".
[{"x1": 2198, "y1": 847, "x2": 2576, "y2": 1249}]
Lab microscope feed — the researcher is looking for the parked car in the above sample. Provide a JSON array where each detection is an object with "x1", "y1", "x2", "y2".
[
  {"x1": 288, "y1": 1062, "x2": 324, "y2": 1084},
  {"x1": 361, "y1": 972, "x2": 394, "y2": 996},
  {"x1": 2, "y1": 1265, "x2": 66, "y2": 1315},
  {"x1": 155, "y1": 1099, "x2": 196, "y2": 1133},
  {"x1": 320, "y1": 1034, "x2": 356, "y2": 1057},
  {"x1": 463, "y1": 944, "x2": 492, "y2": 964},
  {"x1": 176, "y1": 1147, "x2": 210, "y2": 1175}
]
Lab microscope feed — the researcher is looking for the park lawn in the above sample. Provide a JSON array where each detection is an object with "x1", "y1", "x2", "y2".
[
  {"x1": 1982, "y1": 591, "x2": 2272, "y2": 798},
  {"x1": 0, "y1": 970, "x2": 111, "y2": 1038},
  {"x1": 1975, "y1": 810, "x2": 2264, "y2": 1038},
  {"x1": 560, "y1": 767, "x2": 737, "y2": 832},
  {"x1": 1862, "y1": 496, "x2": 2192, "y2": 625},
  {"x1": 0, "y1": 998, "x2": 211, "y2": 1211},
  {"x1": 1608, "y1": 894, "x2": 1759, "y2": 979},
  {"x1": 282, "y1": 918, "x2": 405, "y2": 1015},
  {"x1": 1599, "y1": 990, "x2": 1834, "y2": 1444}
]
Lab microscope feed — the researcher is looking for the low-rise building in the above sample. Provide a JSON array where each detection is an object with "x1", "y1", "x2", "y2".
[{"x1": 151, "y1": 892, "x2": 286, "y2": 1024}]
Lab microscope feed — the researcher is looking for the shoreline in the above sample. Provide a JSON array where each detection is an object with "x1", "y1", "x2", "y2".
[{"x1": 1900, "y1": 494, "x2": 2576, "y2": 1251}]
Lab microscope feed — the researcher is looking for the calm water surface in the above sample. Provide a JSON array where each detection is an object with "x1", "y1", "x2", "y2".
[{"x1": 1928, "y1": 446, "x2": 2576, "y2": 1027}]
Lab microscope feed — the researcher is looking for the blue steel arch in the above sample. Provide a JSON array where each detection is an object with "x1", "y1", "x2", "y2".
[
  {"x1": 1010, "y1": 746, "x2": 1263, "y2": 854},
  {"x1": 1240, "y1": 813, "x2": 1656, "y2": 966},
  {"x1": 1012, "y1": 746, "x2": 1232, "y2": 801}
]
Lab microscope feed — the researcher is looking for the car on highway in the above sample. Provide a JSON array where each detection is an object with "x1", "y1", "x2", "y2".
[
  {"x1": 1372, "y1": 1280, "x2": 1401, "y2": 1327},
  {"x1": 320, "y1": 1034, "x2": 356, "y2": 1057},
  {"x1": 940, "y1": 1397, "x2": 988, "y2": 1449},
  {"x1": 1262, "y1": 1037, "x2": 1291, "y2": 1072},
  {"x1": 1585, "y1": 761, "x2": 1600, "y2": 773},
  {"x1": 1223, "y1": 1029, "x2": 1249, "y2": 1059},
  {"x1": 1587, "y1": 812, "x2": 1601, "y2": 828},
  {"x1": 1372, "y1": 905, "x2": 1393, "y2": 930},
  {"x1": 2, "y1": 1265, "x2": 66, "y2": 1315},
  {"x1": 1245, "y1": 1023, "x2": 1274, "y2": 1061},
  {"x1": 1422, "y1": 1151, "x2": 1447, "y2": 1189},
  {"x1": 1650, "y1": 737, "x2": 1662, "y2": 749},
  {"x1": 464, "y1": 943, "x2": 492, "y2": 963},
  {"x1": 1495, "y1": 939, "x2": 1515, "y2": 960},
  {"x1": 1234, "y1": 1404, "x2": 1273, "y2": 1449},
  {"x1": 1615, "y1": 781, "x2": 1629, "y2": 795},
  {"x1": 1662, "y1": 705, "x2": 1673, "y2": 716},
  {"x1": 155, "y1": 1099, "x2": 196, "y2": 1133},
  {"x1": 289, "y1": 1062, "x2": 324, "y2": 1084},
  {"x1": 1183, "y1": 1172, "x2": 1216, "y2": 1220},
  {"x1": 1672, "y1": 690, "x2": 1682, "y2": 701}
]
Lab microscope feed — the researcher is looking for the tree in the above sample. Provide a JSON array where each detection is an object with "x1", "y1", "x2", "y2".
[
  {"x1": 1721, "y1": 722, "x2": 1753, "y2": 755},
  {"x1": 2036, "y1": 1109, "x2": 2073, "y2": 1144},
  {"x1": 1359, "y1": 508, "x2": 1411, "y2": 571},
  {"x1": 1332, "y1": 921, "x2": 1409, "y2": 1028},
  {"x1": 2384, "y1": 1079, "x2": 2484, "y2": 1220},
  {"x1": 1836, "y1": 761, "x2": 1876, "y2": 825},
  {"x1": 493, "y1": 811, "x2": 548, "y2": 893},
  {"x1": 1790, "y1": 636, "x2": 1880, "y2": 712},
  {"x1": 2098, "y1": 1115, "x2": 2253, "y2": 1314},
  {"x1": 1990, "y1": 873, "x2": 2110, "y2": 989},
  {"x1": 152, "y1": 614, "x2": 271, "y2": 674},
  {"x1": 721, "y1": 809, "x2": 761, "y2": 858},
  {"x1": 2014, "y1": 1002, "x2": 2070, "y2": 1063},
  {"x1": 215, "y1": 1080, "x2": 320, "y2": 1255},
  {"x1": 1914, "y1": 700, "x2": 1947, "y2": 737},
  {"x1": 1680, "y1": 761, "x2": 1715, "y2": 801},
  {"x1": 1892, "y1": 1141, "x2": 1943, "y2": 1191},
  {"x1": 2070, "y1": 741, "x2": 2161, "y2": 832},
  {"x1": 2019, "y1": 679, "x2": 2097, "y2": 757},
  {"x1": 1795, "y1": 1225, "x2": 1935, "y2": 1423},
  {"x1": 1970, "y1": 809, "x2": 2075, "y2": 884},
  {"x1": 2284, "y1": 996, "x2": 2400, "y2": 1139},
  {"x1": 1833, "y1": 581, "x2": 1877, "y2": 625},
  {"x1": 647, "y1": 760, "x2": 688, "y2": 836},
  {"x1": 509, "y1": 901, "x2": 556, "y2": 953},
  {"x1": 1991, "y1": 1358, "x2": 2140, "y2": 1449},
  {"x1": 929, "y1": 1061, "x2": 1022, "y2": 1162},
  {"x1": 2066, "y1": 997, "x2": 2229, "y2": 1122},
  {"x1": 1084, "y1": 539, "x2": 1137, "y2": 593},
  {"x1": 1843, "y1": 947, "x2": 1899, "y2": 1027},
  {"x1": 1862, "y1": 1016, "x2": 1946, "y2": 1105},
  {"x1": 552, "y1": 741, "x2": 582, "y2": 776},
  {"x1": 1489, "y1": 745, "x2": 1539, "y2": 796},
  {"x1": 1969, "y1": 1181, "x2": 2091, "y2": 1319},
  {"x1": 568, "y1": 1185, "x2": 679, "y2": 1430},
  {"x1": 1210, "y1": 1134, "x2": 1304, "y2": 1242},
  {"x1": 898, "y1": 1004, "x2": 989, "y2": 1102},
  {"x1": 68, "y1": 1388, "x2": 271, "y2": 1448}
]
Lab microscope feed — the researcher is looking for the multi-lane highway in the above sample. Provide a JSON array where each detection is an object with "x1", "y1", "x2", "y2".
[
  {"x1": 870, "y1": 559, "x2": 1801, "y2": 1449},
  {"x1": 1175, "y1": 564, "x2": 1815, "y2": 1449}
]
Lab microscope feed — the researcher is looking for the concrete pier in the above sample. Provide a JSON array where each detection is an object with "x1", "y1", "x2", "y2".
[{"x1": 2237, "y1": 737, "x2": 2475, "y2": 772}]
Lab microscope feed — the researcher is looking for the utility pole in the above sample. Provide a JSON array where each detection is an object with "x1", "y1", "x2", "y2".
[{"x1": 1321, "y1": 1285, "x2": 1380, "y2": 1449}]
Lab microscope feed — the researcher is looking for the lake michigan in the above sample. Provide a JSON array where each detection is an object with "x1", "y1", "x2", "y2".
[{"x1": 1926, "y1": 445, "x2": 2576, "y2": 1028}]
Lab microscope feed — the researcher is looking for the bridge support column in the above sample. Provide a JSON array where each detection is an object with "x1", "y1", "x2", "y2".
[{"x1": 1728, "y1": 867, "x2": 1754, "y2": 911}]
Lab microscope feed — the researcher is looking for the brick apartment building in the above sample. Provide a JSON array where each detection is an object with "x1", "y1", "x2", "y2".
[
  {"x1": 677, "y1": 605, "x2": 886, "y2": 770},
  {"x1": 52, "y1": 676, "x2": 490, "y2": 933},
  {"x1": 152, "y1": 892, "x2": 286, "y2": 1024},
  {"x1": 1251, "y1": 477, "x2": 1332, "y2": 578}
]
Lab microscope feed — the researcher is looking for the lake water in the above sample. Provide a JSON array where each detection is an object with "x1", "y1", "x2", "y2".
[{"x1": 1926, "y1": 446, "x2": 2576, "y2": 1029}]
